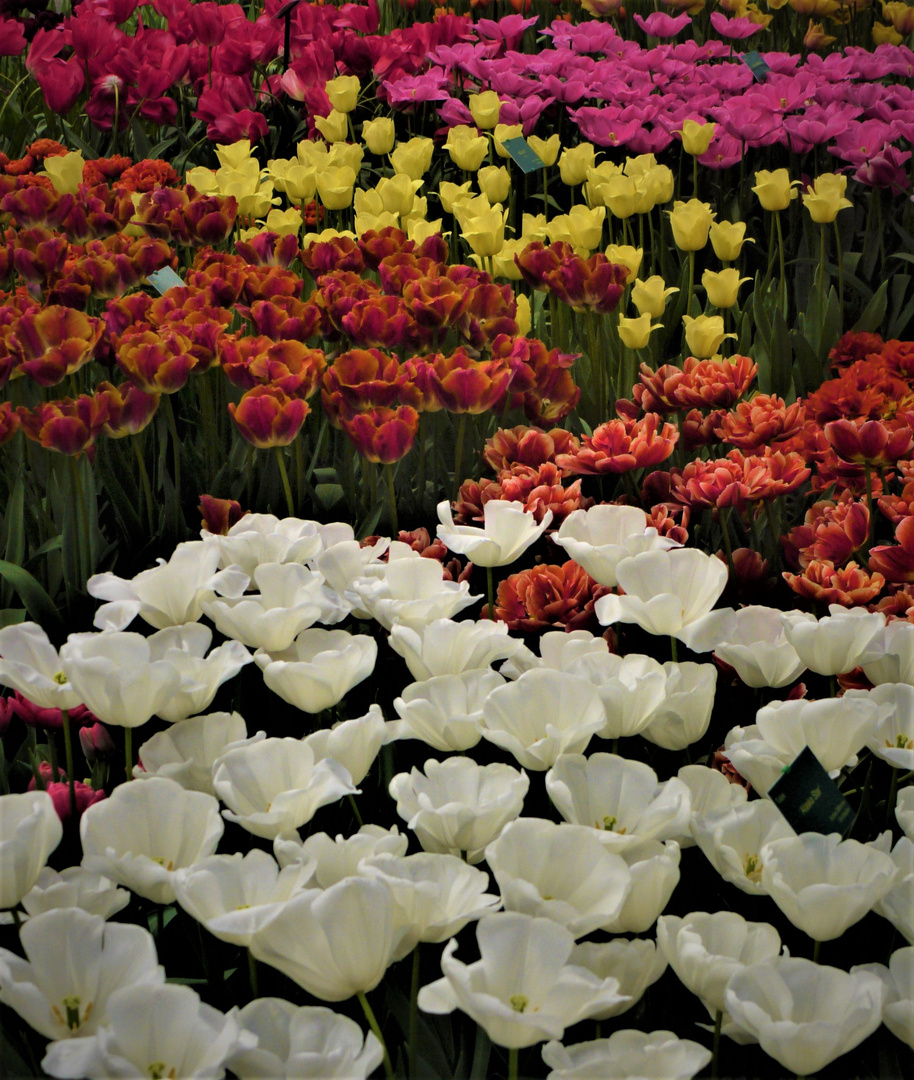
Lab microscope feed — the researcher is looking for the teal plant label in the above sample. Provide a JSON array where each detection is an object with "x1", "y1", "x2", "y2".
[
  {"x1": 146, "y1": 267, "x2": 185, "y2": 294},
  {"x1": 768, "y1": 746, "x2": 855, "y2": 836},
  {"x1": 742, "y1": 51, "x2": 771, "y2": 82},
  {"x1": 502, "y1": 137, "x2": 545, "y2": 174}
]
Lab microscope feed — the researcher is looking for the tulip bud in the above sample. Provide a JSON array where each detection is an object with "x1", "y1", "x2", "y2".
[
  {"x1": 752, "y1": 169, "x2": 799, "y2": 212},
  {"x1": 468, "y1": 90, "x2": 502, "y2": 130},
  {"x1": 325, "y1": 75, "x2": 360, "y2": 114},
  {"x1": 702, "y1": 268, "x2": 751, "y2": 309},
  {"x1": 631, "y1": 276, "x2": 679, "y2": 319},
  {"x1": 314, "y1": 110, "x2": 349, "y2": 144},
  {"x1": 516, "y1": 293, "x2": 532, "y2": 337},
  {"x1": 462, "y1": 209, "x2": 506, "y2": 258},
  {"x1": 493, "y1": 124, "x2": 523, "y2": 159},
  {"x1": 362, "y1": 118, "x2": 396, "y2": 156},
  {"x1": 43, "y1": 152, "x2": 86, "y2": 196},
  {"x1": 477, "y1": 165, "x2": 511, "y2": 204},
  {"x1": 710, "y1": 220, "x2": 754, "y2": 262},
  {"x1": 445, "y1": 126, "x2": 489, "y2": 172},
  {"x1": 618, "y1": 313, "x2": 661, "y2": 350},
  {"x1": 79, "y1": 722, "x2": 116, "y2": 763},
  {"x1": 604, "y1": 244, "x2": 643, "y2": 283},
  {"x1": 682, "y1": 315, "x2": 737, "y2": 359},
  {"x1": 527, "y1": 134, "x2": 561, "y2": 167},
  {"x1": 802, "y1": 173, "x2": 853, "y2": 224},
  {"x1": 667, "y1": 199, "x2": 716, "y2": 251},
  {"x1": 228, "y1": 386, "x2": 310, "y2": 448},
  {"x1": 559, "y1": 143, "x2": 597, "y2": 186},
  {"x1": 390, "y1": 137, "x2": 435, "y2": 180},
  {"x1": 679, "y1": 119, "x2": 717, "y2": 156},
  {"x1": 315, "y1": 165, "x2": 356, "y2": 210}
]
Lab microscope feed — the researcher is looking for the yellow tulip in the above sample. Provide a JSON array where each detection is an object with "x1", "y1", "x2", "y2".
[
  {"x1": 682, "y1": 315, "x2": 736, "y2": 358},
  {"x1": 353, "y1": 188, "x2": 385, "y2": 219},
  {"x1": 618, "y1": 313, "x2": 661, "y2": 350},
  {"x1": 643, "y1": 164, "x2": 674, "y2": 205},
  {"x1": 702, "y1": 268, "x2": 751, "y2": 309},
  {"x1": 186, "y1": 166, "x2": 219, "y2": 195},
  {"x1": 493, "y1": 124, "x2": 523, "y2": 158},
  {"x1": 377, "y1": 174, "x2": 423, "y2": 217},
  {"x1": 215, "y1": 140, "x2": 252, "y2": 170},
  {"x1": 521, "y1": 213, "x2": 549, "y2": 243},
  {"x1": 468, "y1": 91, "x2": 502, "y2": 130},
  {"x1": 624, "y1": 153, "x2": 658, "y2": 178},
  {"x1": 406, "y1": 219, "x2": 445, "y2": 245},
  {"x1": 390, "y1": 137, "x2": 435, "y2": 180},
  {"x1": 752, "y1": 169, "x2": 800, "y2": 212},
  {"x1": 584, "y1": 161, "x2": 624, "y2": 207},
  {"x1": 314, "y1": 109, "x2": 349, "y2": 144},
  {"x1": 325, "y1": 75, "x2": 360, "y2": 114},
  {"x1": 872, "y1": 21, "x2": 904, "y2": 44},
  {"x1": 297, "y1": 140, "x2": 328, "y2": 169},
  {"x1": 477, "y1": 165, "x2": 511, "y2": 204},
  {"x1": 605, "y1": 245, "x2": 643, "y2": 283},
  {"x1": 527, "y1": 134, "x2": 561, "y2": 167},
  {"x1": 362, "y1": 118, "x2": 396, "y2": 155},
  {"x1": 445, "y1": 126, "x2": 489, "y2": 171},
  {"x1": 710, "y1": 220, "x2": 754, "y2": 262},
  {"x1": 559, "y1": 143, "x2": 597, "y2": 186},
  {"x1": 282, "y1": 164, "x2": 317, "y2": 204},
  {"x1": 601, "y1": 174, "x2": 638, "y2": 220},
  {"x1": 355, "y1": 210, "x2": 400, "y2": 236},
  {"x1": 631, "y1": 276, "x2": 679, "y2": 319},
  {"x1": 882, "y1": 0, "x2": 914, "y2": 32},
  {"x1": 567, "y1": 205, "x2": 607, "y2": 252},
  {"x1": 516, "y1": 293, "x2": 532, "y2": 336},
  {"x1": 803, "y1": 19, "x2": 837, "y2": 50},
  {"x1": 327, "y1": 143, "x2": 364, "y2": 174},
  {"x1": 679, "y1": 119, "x2": 717, "y2": 156},
  {"x1": 802, "y1": 173, "x2": 852, "y2": 224},
  {"x1": 439, "y1": 181, "x2": 474, "y2": 215},
  {"x1": 491, "y1": 239, "x2": 527, "y2": 281},
  {"x1": 462, "y1": 209, "x2": 506, "y2": 257},
  {"x1": 667, "y1": 199, "x2": 716, "y2": 251},
  {"x1": 43, "y1": 151, "x2": 85, "y2": 195},
  {"x1": 264, "y1": 207, "x2": 303, "y2": 236},
  {"x1": 315, "y1": 166, "x2": 356, "y2": 210}
]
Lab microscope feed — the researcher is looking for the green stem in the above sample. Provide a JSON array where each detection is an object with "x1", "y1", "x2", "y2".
[
  {"x1": 507, "y1": 1046, "x2": 519, "y2": 1080},
  {"x1": 686, "y1": 248, "x2": 695, "y2": 319},
  {"x1": 11, "y1": 908, "x2": 22, "y2": 931},
  {"x1": 774, "y1": 211, "x2": 787, "y2": 316},
  {"x1": 486, "y1": 564, "x2": 496, "y2": 621},
  {"x1": 69, "y1": 454, "x2": 90, "y2": 588},
  {"x1": 692, "y1": 155, "x2": 699, "y2": 200},
  {"x1": 864, "y1": 464, "x2": 874, "y2": 551},
  {"x1": 247, "y1": 948, "x2": 259, "y2": 1000},
  {"x1": 124, "y1": 727, "x2": 133, "y2": 780},
  {"x1": 162, "y1": 393, "x2": 182, "y2": 507},
  {"x1": 453, "y1": 412, "x2": 468, "y2": 499},
  {"x1": 348, "y1": 793, "x2": 364, "y2": 828},
  {"x1": 817, "y1": 225, "x2": 827, "y2": 344},
  {"x1": 670, "y1": 636, "x2": 679, "y2": 662},
  {"x1": 711, "y1": 1009, "x2": 723, "y2": 1080},
  {"x1": 833, "y1": 220, "x2": 844, "y2": 332},
  {"x1": 812, "y1": 938, "x2": 821, "y2": 964},
  {"x1": 274, "y1": 446, "x2": 295, "y2": 518},
  {"x1": 408, "y1": 944, "x2": 420, "y2": 1080},
  {"x1": 132, "y1": 435, "x2": 156, "y2": 536},
  {"x1": 357, "y1": 991, "x2": 394, "y2": 1080},
  {"x1": 720, "y1": 507, "x2": 735, "y2": 580},
  {"x1": 47, "y1": 735, "x2": 60, "y2": 783},
  {"x1": 61, "y1": 709, "x2": 77, "y2": 819},
  {"x1": 386, "y1": 464, "x2": 398, "y2": 537}
]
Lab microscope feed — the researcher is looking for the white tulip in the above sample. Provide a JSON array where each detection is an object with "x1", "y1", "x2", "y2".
[
  {"x1": 554, "y1": 504, "x2": 678, "y2": 586},
  {"x1": 760, "y1": 832, "x2": 897, "y2": 941},
  {"x1": 565, "y1": 651, "x2": 667, "y2": 739},
  {"x1": 862, "y1": 618, "x2": 914, "y2": 685},
  {"x1": 350, "y1": 548, "x2": 480, "y2": 629},
  {"x1": 479, "y1": 668, "x2": 605, "y2": 770},
  {"x1": 303, "y1": 706, "x2": 390, "y2": 786},
  {"x1": 780, "y1": 605, "x2": 885, "y2": 676},
  {"x1": 875, "y1": 835, "x2": 914, "y2": 944},
  {"x1": 202, "y1": 513, "x2": 324, "y2": 575},
  {"x1": 87, "y1": 541, "x2": 222, "y2": 631},
  {"x1": 391, "y1": 669, "x2": 505, "y2": 752},
  {"x1": 134, "y1": 712, "x2": 251, "y2": 795},
  {"x1": 724, "y1": 958, "x2": 885, "y2": 1076},
  {"x1": 677, "y1": 764, "x2": 747, "y2": 848},
  {"x1": 255, "y1": 629, "x2": 377, "y2": 714},
  {"x1": 0, "y1": 791, "x2": 63, "y2": 910},
  {"x1": 866, "y1": 683, "x2": 914, "y2": 769},
  {"x1": 542, "y1": 1029, "x2": 711, "y2": 1080},
  {"x1": 213, "y1": 737, "x2": 356, "y2": 840},
  {"x1": 546, "y1": 753, "x2": 690, "y2": 854},
  {"x1": 684, "y1": 604, "x2": 806, "y2": 687},
  {"x1": 388, "y1": 618, "x2": 522, "y2": 682},
  {"x1": 0, "y1": 908, "x2": 163, "y2": 1041},
  {"x1": 418, "y1": 913, "x2": 627, "y2": 1049},
  {"x1": 228, "y1": 998, "x2": 384, "y2": 1080},
  {"x1": 21, "y1": 867, "x2": 129, "y2": 922},
  {"x1": 897, "y1": 785, "x2": 914, "y2": 840},
  {"x1": 80, "y1": 778, "x2": 223, "y2": 904},
  {"x1": 641, "y1": 662, "x2": 718, "y2": 751},
  {"x1": 275, "y1": 825, "x2": 408, "y2": 884},
  {"x1": 145, "y1": 624, "x2": 251, "y2": 723},
  {"x1": 854, "y1": 946, "x2": 914, "y2": 1049},
  {"x1": 0, "y1": 622, "x2": 83, "y2": 710},
  {"x1": 691, "y1": 799, "x2": 795, "y2": 896},
  {"x1": 604, "y1": 840, "x2": 681, "y2": 933},
  {"x1": 568, "y1": 938, "x2": 667, "y2": 1020},
  {"x1": 486, "y1": 818, "x2": 632, "y2": 938},
  {"x1": 436, "y1": 499, "x2": 552, "y2": 567},
  {"x1": 389, "y1": 757, "x2": 528, "y2": 864}
]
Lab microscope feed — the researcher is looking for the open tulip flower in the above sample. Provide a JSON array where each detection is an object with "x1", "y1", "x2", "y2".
[
  {"x1": 437, "y1": 498, "x2": 552, "y2": 568},
  {"x1": 541, "y1": 1030, "x2": 711, "y2": 1080},
  {"x1": 0, "y1": 791, "x2": 64, "y2": 910}
]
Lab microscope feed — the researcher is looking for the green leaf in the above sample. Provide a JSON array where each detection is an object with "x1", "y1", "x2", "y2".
[
  {"x1": 0, "y1": 559, "x2": 65, "y2": 641},
  {"x1": 852, "y1": 279, "x2": 888, "y2": 334},
  {"x1": 0, "y1": 609, "x2": 26, "y2": 629},
  {"x1": 788, "y1": 329, "x2": 823, "y2": 400},
  {"x1": 130, "y1": 116, "x2": 152, "y2": 161},
  {"x1": 59, "y1": 118, "x2": 99, "y2": 158},
  {"x1": 769, "y1": 308, "x2": 793, "y2": 400}
]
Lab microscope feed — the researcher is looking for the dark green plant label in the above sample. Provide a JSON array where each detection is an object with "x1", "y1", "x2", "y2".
[
  {"x1": 502, "y1": 137, "x2": 544, "y2": 174},
  {"x1": 147, "y1": 267, "x2": 185, "y2": 294},
  {"x1": 742, "y1": 51, "x2": 771, "y2": 82},
  {"x1": 768, "y1": 746, "x2": 855, "y2": 835}
]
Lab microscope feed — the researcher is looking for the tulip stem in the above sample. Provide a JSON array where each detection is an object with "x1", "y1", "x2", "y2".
[
  {"x1": 812, "y1": 939, "x2": 821, "y2": 964},
  {"x1": 162, "y1": 394, "x2": 182, "y2": 506},
  {"x1": 774, "y1": 211, "x2": 787, "y2": 316},
  {"x1": 669, "y1": 636, "x2": 678, "y2": 663},
  {"x1": 132, "y1": 435, "x2": 156, "y2": 536},
  {"x1": 386, "y1": 464, "x2": 398, "y2": 537},
  {"x1": 274, "y1": 446, "x2": 295, "y2": 518},
  {"x1": 711, "y1": 1009, "x2": 723, "y2": 1080},
  {"x1": 408, "y1": 944, "x2": 420, "y2": 1080},
  {"x1": 61, "y1": 709, "x2": 78, "y2": 820},
  {"x1": 247, "y1": 948, "x2": 259, "y2": 1000},
  {"x1": 357, "y1": 990, "x2": 394, "y2": 1080},
  {"x1": 817, "y1": 226, "x2": 827, "y2": 345},
  {"x1": 454, "y1": 413, "x2": 467, "y2": 499},
  {"x1": 863, "y1": 464, "x2": 875, "y2": 551},
  {"x1": 348, "y1": 793, "x2": 364, "y2": 828},
  {"x1": 720, "y1": 507, "x2": 735, "y2": 580},
  {"x1": 507, "y1": 1046, "x2": 519, "y2": 1080},
  {"x1": 486, "y1": 565, "x2": 496, "y2": 621},
  {"x1": 124, "y1": 727, "x2": 133, "y2": 780},
  {"x1": 686, "y1": 249, "x2": 695, "y2": 319},
  {"x1": 833, "y1": 220, "x2": 844, "y2": 328},
  {"x1": 11, "y1": 908, "x2": 22, "y2": 931}
]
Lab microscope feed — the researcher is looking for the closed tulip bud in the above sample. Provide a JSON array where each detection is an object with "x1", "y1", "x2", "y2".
[
  {"x1": 391, "y1": 137, "x2": 435, "y2": 180},
  {"x1": 462, "y1": 209, "x2": 506, "y2": 258},
  {"x1": 377, "y1": 174, "x2": 423, "y2": 217},
  {"x1": 882, "y1": 1, "x2": 914, "y2": 32},
  {"x1": 618, "y1": 313, "x2": 661, "y2": 350},
  {"x1": 516, "y1": 293, "x2": 532, "y2": 336},
  {"x1": 679, "y1": 119, "x2": 717, "y2": 156},
  {"x1": 642, "y1": 164, "x2": 674, "y2": 205},
  {"x1": 327, "y1": 143, "x2": 363, "y2": 174},
  {"x1": 585, "y1": 161, "x2": 623, "y2": 207},
  {"x1": 803, "y1": 18, "x2": 837, "y2": 50},
  {"x1": 313, "y1": 109, "x2": 349, "y2": 144},
  {"x1": 752, "y1": 169, "x2": 799, "y2": 211},
  {"x1": 702, "y1": 268, "x2": 751, "y2": 308},
  {"x1": 79, "y1": 722, "x2": 116, "y2": 763},
  {"x1": 493, "y1": 124, "x2": 523, "y2": 159},
  {"x1": 631, "y1": 276, "x2": 679, "y2": 319},
  {"x1": 362, "y1": 118, "x2": 396, "y2": 155},
  {"x1": 446, "y1": 126, "x2": 489, "y2": 172},
  {"x1": 560, "y1": 143, "x2": 597, "y2": 186},
  {"x1": 605, "y1": 244, "x2": 643, "y2": 282},
  {"x1": 802, "y1": 172, "x2": 852, "y2": 223},
  {"x1": 710, "y1": 220, "x2": 754, "y2": 262},
  {"x1": 477, "y1": 165, "x2": 511, "y2": 204},
  {"x1": 468, "y1": 91, "x2": 502, "y2": 130},
  {"x1": 601, "y1": 174, "x2": 638, "y2": 219},
  {"x1": 315, "y1": 165, "x2": 356, "y2": 210},
  {"x1": 873, "y1": 21, "x2": 904, "y2": 43},
  {"x1": 667, "y1": 199, "x2": 715, "y2": 251},
  {"x1": 527, "y1": 134, "x2": 561, "y2": 167},
  {"x1": 567, "y1": 204, "x2": 606, "y2": 252},
  {"x1": 325, "y1": 75, "x2": 359, "y2": 113},
  {"x1": 682, "y1": 315, "x2": 737, "y2": 359}
]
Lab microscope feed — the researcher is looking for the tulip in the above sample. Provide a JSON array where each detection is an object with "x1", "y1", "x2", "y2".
[
  {"x1": 780, "y1": 605, "x2": 885, "y2": 676},
  {"x1": 462, "y1": 208, "x2": 506, "y2": 258},
  {"x1": 19, "y1": 866, "x2": 128, "y2": 922},
  {"x1": 542, "y1": 1030, "x2": 711, "y2": 1080},
  {"x1": 803, "y1": 172, "x2": 853, "y2": 223},
  {"x1": 702, "y1": 268, "x2": 750, "y2": 309},
  {"x1": 445, "y1": 126, "x2": 489, "y2": 171},
  {"x1": 325, "y1": 75, "x2": 359, "y2": 114},
  {"x1": 710, "y1": 220, "x2": 754, "y2": 262},
  {"x1": 554, "y1": 504, "x2": 677, "y2": 587},
  {"x1": 875, "y1": 835, "x2": 914, "y2": 944},
  {"x1": 390, "y1": 137, "x2": 434, "y2": 180},
  {"x1": 752, "y1": 168, "x2": 800, "y2": 211},
  {"x1": 437, "y1": 499, "x2": 552, "y2": 568},
  {"x1": 679, "y1": 119, "x2": 716, "y2": 156},
  {"x1": 478, "y1": 165, "x2": 511, "y2": 203},
  {"x1": 0, "y1": 791, "x2": 63, "y2": 910},
  {"x1": 134, "y1": 711, "x2": 249, "y2": 795},
  {"x1": 691, "y1": 800, "x2": 796, "y2": 896},
  {"x1": 667, "y1": 199, "x2": 715, "y2": 251},
  {"x1": 0, "y1": 623, "x2": 84, "y2": 711},
  {"x1": 468, "y1": 91, "x2": 502, "y2": 130},
  {"x1": 568, "y1": 939, "x2": 667, "y2": 1021},
  {"x1": 682, "y1": 314, "x2": 736, "y2": 358},
  {"x1": 362, "y1": 118, "x2": 396, "y2": 155},
  {"x1": 618, "y1": 312, "x2": 661, "y2": 350},
  {"x1": 604, "y1": 244, "x2": 643, "y2": 282},
  {"x1": 391, "y1": 670, "x2": 505, "y2": 752},
  {"x1": 725, "y1": 958, "x2": 885, "y2": 1076},
  {"x1": 858, "y1": 946, "x2": 914, "y2": 1049},
  {"x1": 255, "y1": 629, "x2": 377, "y2": 713},
  {"x1": 388, "y1": 618, "x2": 522, "y2": 682},
  {"x1": 631, "y1": 276, "x2": 679, "y2": 319},
  {"x1": 527, "y1": 134, "x2": 561, "y2": 166},
  {"x1": 559, "y1": 143, "x2": 597, "y2": 186}
]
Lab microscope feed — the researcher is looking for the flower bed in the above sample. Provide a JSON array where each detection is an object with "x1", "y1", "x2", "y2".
[{"x1": 1, "y1": 2, "x2": 914, "y2": 1079}]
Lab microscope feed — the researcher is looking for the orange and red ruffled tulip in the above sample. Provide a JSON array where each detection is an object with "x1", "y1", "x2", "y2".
[
  {"x1": 18, "y1": 393, "x2": 110, "y2": 456},
  {"x1": 228, "y1": 385, "x2": 310, "y2": 448},
  {"x1": 9, "y1": 306, "x2": 102, "y2": 387},
  {"x1": 339, "y1": 405, "x2": 419, "y2": 463}
]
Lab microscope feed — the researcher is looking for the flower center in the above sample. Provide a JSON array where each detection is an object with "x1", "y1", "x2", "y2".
[
  {"x1": 151, "y1": 857, "x2": 175, "y2": 871},
  {"x1": 743, "y1": 853, "x2": 763, "y2": 883},
  {"x1": 147, "y1": 1064, "x2": 177, "y2": 1080},
  {"x1": 53, "y1": 995, "x2": 93, "y2": 1032},
  {"x1": 509, "y1": 994, "x2": 529, "y2": 1013},
  {"x1": 53, "y1": 671, "x2": 68, "y2": 685},
  {"x1": 888, "y1": 735, "x2": 914, "y2": 750},
  {"x1": 599, "y1": 815, "x2": 626, "y2": 833}
]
